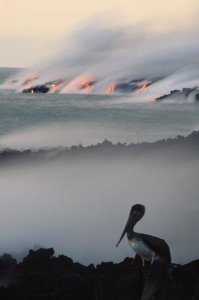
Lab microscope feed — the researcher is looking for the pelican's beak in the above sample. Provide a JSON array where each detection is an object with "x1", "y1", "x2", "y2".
[{"x1": 116, "y1": 214, "x2": 132, "y2": 247}]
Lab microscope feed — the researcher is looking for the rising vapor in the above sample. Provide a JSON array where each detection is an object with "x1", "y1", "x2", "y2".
[{"x1": 3, "y1": 18, "x2": 199, "y2": 99}]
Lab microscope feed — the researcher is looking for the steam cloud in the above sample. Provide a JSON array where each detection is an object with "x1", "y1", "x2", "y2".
[
  {"x1": 3, "y1": 18, "x2": 199, "y2": 98},
  {"x1": 0, "y1": 149, "x2": 198, "y2": 265}
]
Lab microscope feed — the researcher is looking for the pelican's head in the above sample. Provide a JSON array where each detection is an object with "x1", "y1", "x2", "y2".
[
  {"x1": 129, "y1": 204, "x2": 145, "y2": 222},
  {"x1": 116, "y1": 204, "x2": 145, "y2": 247}
]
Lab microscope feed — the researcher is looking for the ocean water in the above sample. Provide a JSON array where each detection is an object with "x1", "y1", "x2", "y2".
[
  {"x1": 0, "y1": 67, "x2": 199, "y2": 265},
  {"x1": 1, "y1": 68, "x2": 199, "y2": 150}
]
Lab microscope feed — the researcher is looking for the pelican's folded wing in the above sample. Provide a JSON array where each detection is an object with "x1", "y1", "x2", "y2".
[{"x1": 141, "y1": 233, "x2": 171, "y2": 263}]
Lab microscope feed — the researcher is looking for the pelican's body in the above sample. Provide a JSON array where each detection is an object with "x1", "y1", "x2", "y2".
[
  {"x1": 128, "y1": 234, "x2": 155, "y2": 262},
  {"x1": 116, "y1": 204, "x2": 171, "y2": 265}
]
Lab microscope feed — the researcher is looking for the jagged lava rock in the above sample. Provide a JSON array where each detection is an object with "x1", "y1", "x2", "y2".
[
  {"x1": 156, "y1": 87, "x2": 199, "y2": 102},
  {"x1": 0, "y1": 248, "x2": 198, "y2": 299}
]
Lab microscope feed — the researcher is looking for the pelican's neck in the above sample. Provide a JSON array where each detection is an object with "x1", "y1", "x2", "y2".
[{"x1": 126, "y1": 218, "x2": 138, "y2": 239}]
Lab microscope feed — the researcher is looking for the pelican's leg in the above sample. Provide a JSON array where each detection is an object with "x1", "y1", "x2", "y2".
[{"x1": 142, "y1": 258, "x2": 145, "y2": 267}]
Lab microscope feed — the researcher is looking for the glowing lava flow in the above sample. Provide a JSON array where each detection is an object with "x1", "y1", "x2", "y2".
[
  {"x1": 63, "y1": 76, "x2": 95, "y2": 93},
  {"x1": 49, "y1": 80, "x2": 68, "y2": 93},
  {"x1": 136, "y1": 80, "x2": 152, "y2": 94},
  {"x1": 105, "y1": 82, "x2": 116, "y2": 94},
  {"x1": 22, "y1": 75, "x2": 38, "y2": 87},
  {"x1": 5, "y1": 69, "x2": 157, "y2": 95},
  {"x1": 81, "y1": 80, "x2": 94, "y2": 93}
]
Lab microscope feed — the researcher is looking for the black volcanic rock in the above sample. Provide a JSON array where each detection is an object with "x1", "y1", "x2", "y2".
[
  {"x1": 22, "y1": 79, "x2": 64, "y2": 94},
  {"x1": 115, "y1": 79, "x2": 153, "y2": 93},
  {"x1": 0, "y1": 248, "x2": 198, "y2": 299},
  {"x1": 0, "y1": 254, "x2": 17, "y2": 288},
  {"x1": 22, "y1": 85, "x2": 50, "y2": 93},
  {"x1": 156, "y1": 86, "x2": 199, "y2": 102}
]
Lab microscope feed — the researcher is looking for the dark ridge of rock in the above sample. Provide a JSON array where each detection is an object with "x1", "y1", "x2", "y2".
[
  {"x1": 156, "y1": 86, "x2": 199, "y2": 102},
  {"x1": 1, "y1": 130, "x2": 199, "y2": 166},
  {"x1": 21, "y1": 248, "x2": 55, "y2": 267},
  {"x1": 0, "y1": 248, "x2": 198, "y2": 299},
  {"x1": 0, "y1": 254, "x2": 17, "y2": 289}
]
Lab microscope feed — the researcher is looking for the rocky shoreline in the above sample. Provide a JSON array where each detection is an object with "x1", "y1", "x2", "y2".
[
  {"x1": 155, "y1": 87, "x2": 199, "y2": 102},
  {"x1": 0, "y1": 248, "x2": 198, "y2": 299}
]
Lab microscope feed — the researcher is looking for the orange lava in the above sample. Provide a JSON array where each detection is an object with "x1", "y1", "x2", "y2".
[
  {"x1": 49, "y1": 80, "x2": 68, "y2": 93},
  {"x1": 22, "y1": 75, "x2": 38, "y2": 87},
  {"x1": 67, "y1": 76, "x2": 94, "y2": 93},
  {"x1": 81, "y1": 80, "x2": 93, "y2": 93},
  {"x1": 105, "y1": 82, "x2": 116, "y2": 94},
  {"x1": 136, "y1": 80, "x2": 152, "y2": 94}
]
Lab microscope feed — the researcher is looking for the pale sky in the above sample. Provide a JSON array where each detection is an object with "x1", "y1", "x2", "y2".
[{"x1": 0, "y1": 0, "x2": 198, "y2": 67}]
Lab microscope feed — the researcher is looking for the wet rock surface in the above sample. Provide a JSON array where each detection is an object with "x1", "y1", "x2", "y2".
[{"x1": 0, "y1": 248, "x2": 198, "y2": 299}]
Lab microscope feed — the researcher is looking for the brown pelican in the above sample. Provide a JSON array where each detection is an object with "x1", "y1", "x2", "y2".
[{"x1": 116, "y1": 204, "x2": 171, "y2": 265}]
